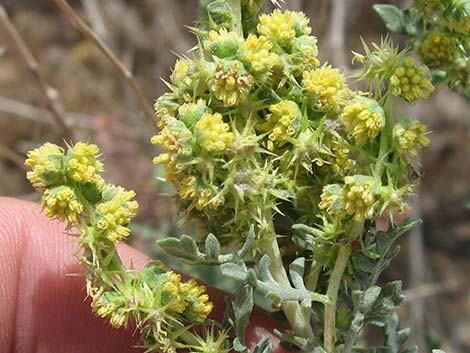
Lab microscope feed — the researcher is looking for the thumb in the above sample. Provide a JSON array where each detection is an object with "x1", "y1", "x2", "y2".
[{"x1": 0, "y1": 198, "x2": 289, "y2": 353}]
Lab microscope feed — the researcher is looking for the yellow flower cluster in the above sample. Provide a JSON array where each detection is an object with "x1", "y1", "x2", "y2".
[
  {"x1": 446, "y1": 13, "x2": 470, "y2": 33},
  {"x1": 91, "y1": 290, "x2": 130, "y2": 329},
  {"x1": 66, "y1": 142, "x2": 104, "y2": 184},
  {"x1": 154, "y1": 94, "x2": 178, "y2": 129},
  {"x1": 195, "y1": 112, "x2": 235, "y2": 152},
  {"x1": 210, "y1": 61, "x2": 254, "y2": 106},
  {"x1": 291, "y1": 35, "x2": 320, "y2": 71},
  {"x1": 96, "y1": 185, "x2": 139, "y2": 242},
  {"x1": 302, "y1": 65, "x2": 349, "y2": 112},
  {"x1": 413, "y1": 0, "x2": 443, "y2": 13},
  {"x1": 241, "y1": 34, "x2": 278, "y2": 74},
  {"x1": 41, "y1": 186, "x2": 84, "y2": 224},
  {"x1": 318, "y1": 184, "x2": 345, "y2": 218},
  {"x1": 171, "y1": 59, "x2": 194, "y2": 89},
  {"x1": 259, "y1": 100, "x2": 301, "y2": 150},
  {"x1": 393, "y1": 119, "x2": 429, "y2": 157},
  {"x1": 258, "y1": 9, "x2": 311, "y2": 43},
  {"x1": 205, "y1": 28, "x2": 241, "y2": 58},
  {"x1": 421, "y1": 31, "x2": 456, "y2": 64},
  {"x1": 390, "y1": 57, "x2": 434, "y2": 103},
  {"x1": 151, "y1": 119, "x2": 193, "y2": 164},
  {"x1": 25, "y1": 142, "x2": 64, "y2": 189},
  {"x1": 180, "y1": 279, "x2": 213, "y2": 322},
  {"x1": 343, "y1": 175, "x2": 379, "y2": 221},
  {"x1": 178, "y1": 100, "x2": 209, "y2": 130},
  {"x1": 340, "y1": 96, "x2": 385, "y2": 143},
  {"x1": 161, "y1": 273, "x2": 213, "y2": 322}
]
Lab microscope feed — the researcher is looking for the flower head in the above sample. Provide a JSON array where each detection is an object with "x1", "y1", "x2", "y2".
[
  {"x1": 290, "y1": 35, "x2": 320, "y2": 71},
  {"x1": 393, "y1": 118, "x2": 429, "y2": 157},
  {"x1": 319, "y1": 184, "x2": 346, "y2": 218},
  {"x1": 171, "y1": 58, "x2": 195, "y2": 89},
  {"x1": 210, "y1": 60, "x2": 254, "y2": 106},
  {"x1": 151, "y1": 119, "x2": 193, "y2": 164},
  {"x1": 96, "y1": 185, "x2": 139, "y2": 242},
  {"x1": 421, "y1": 31, "x2": 457, "y2": 65},
  {"x1": 196, "y1": 113, "x2": 235, "y2": 152},
  {"x1": 389, "y1": 57, "x2": 434, "y2": 103},
  {"x1": 240, "y1": 34, "x2": 278, "y2": 75},
  {"x1": 41, "y1": 185, "x2": 83, "y2": 224},
  {"x1": 66, "y1": 142, "x2": 104, "y2": 184},
  {"x1": 181, "y1": 279, "x2": 214, "y2": 322},
  {"x1": 340, "y1": 96, "x2": 385, "y2": 143},
  {"x1": 204, "y1": 28, "x2": 241, "y2": 58},
  {"x1": 257, "y1": 9, "x2": 311, "y2": 44},
  {"x1": 258, "y1": 100, "x2": 301, "y2": 150},
  {"x1": 178, "y1": 99, "x2": 210, "y2": 130},
  {"x1": 343, "y1": 175, "x2": 380, "y2": 221},
  {"x1": 25, "y1": 142, "x2": 64, "y2": 189},
  {"x1": 303, "y1": 65, "x2": 350, "y2": 111}
]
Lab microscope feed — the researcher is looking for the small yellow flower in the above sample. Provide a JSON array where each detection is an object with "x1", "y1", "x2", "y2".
[
  {"x1": 210, "y1": 60, "x2": 254, "y2": 106},
  {"x1": 319, "y1": 184, "x2": 346, "y2": 218},
  {"x1": 340, "y1": 96, "x2": 385, "y2": 143},
  {"x1": 342, "y1": 175, "x2": 380, "y2": 221},
  {"x1": 171, "y1": 58, "x2": 194, "y2": 89},
  {"x1": 204, "y1": 28, "x2": 241, "y2": 58},
  {"x1": 240, "y1": 34, "x2": 278, "y2": 74},
  {"x1": 177, "y1": 99, "x2": 209, "y2": 130},
  {"x1": 151, "y1": 119, "x2": 193, "y2": 164},
  {"x1": 41, "y1": 185, "x2": 84, "y2": 224},
  {"x1": 413, "y1": 0, "x2": 444, "y2": 13},
  {"x1": 389, "y1": 57, "x2": 434, "y2": 103},
  {"x1": 257, "y1": 9, "x2": 311, "y2": 43},
  {"x1": 303, "y1": 65, "x2": 350, "y2": 111},
  {"x1": 66, "y1": 142, "x2": 104, "y2": 184},
  {"x1": 181, "y1": 279, "x2": 213, "y2": 322},
  {"x1": 446, "y1": 13, "x2": 470, "y2": 33},
  {"x1": 290, "y1": 35, "x2": 320, "y2": 71},
  {"x1": 96, "y1": 185, "x2": 139, "y2": 242},
  {"x1": 195, "y1": 113, "x2": 234, "y2": 152},
  {"x1": 25, "y1": 142, "x2": 64, "y2": 189},
  {"x1": 154, "y1": 93, "x2": 178, "y2": 129},
  {"x1": 393, "y1": 119, "x2": 429, "y2": 157},
  {"x1": 162, "y1": 271, "x2": 187, "y2": 314},
  {"x1": 259, "y1": 100, "x2": 301, "y2": 150},
  {"x1": 421, "y1": 31, "x2": 456, "y2": 64}
]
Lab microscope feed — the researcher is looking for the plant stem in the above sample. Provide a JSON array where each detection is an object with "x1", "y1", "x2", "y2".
[
  {"x1": 375, "y1": 92, "x2": 394, "y2": 178},
  {"x1": 260, "y1": 237, "x2": 315, "y2": 339},
  {"x1": 324, "y1": 245, "x2": 352, "y2": 353},
  {"x1": 228, "y1": 0, "x2": 243, "y2": 36}
]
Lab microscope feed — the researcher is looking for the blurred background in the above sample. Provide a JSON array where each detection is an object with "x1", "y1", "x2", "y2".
[{"x1": 0, "y1": 0, "x2": 468, "y2": 352}]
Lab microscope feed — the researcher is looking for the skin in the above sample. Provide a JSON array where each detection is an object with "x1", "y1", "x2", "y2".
[{"x1": 0, "y1": 198, "x2": 289, "y2": 353}]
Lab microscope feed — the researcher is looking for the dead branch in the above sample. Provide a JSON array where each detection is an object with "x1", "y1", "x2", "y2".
[
  {"x1": 53, "y1": 0, "x2": 154, "y2": 124},
  {"x1": 0, "y1": 143, "x2": 27, "y2": 171},
  {"x1": 0, "y1": 5, "x2": 73, "y2": 140}
]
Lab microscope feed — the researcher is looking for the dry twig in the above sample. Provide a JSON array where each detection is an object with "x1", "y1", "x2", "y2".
[
  {"x1": 0, "y1": 5, "x2": 73, "y2": 140},
  {"x1": 0, "y1": 143, "x2": 27, "y2": 171},
  {"x1": 53, "y1": 0, "x2": 154, "y2": 123}
]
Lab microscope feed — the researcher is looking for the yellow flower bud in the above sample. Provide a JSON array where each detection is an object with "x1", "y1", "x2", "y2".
[
  {"x1": 41, "y1": 185, "x2": 84, "y2": 224},
  {"x1": 210, "y1": 60, "x2": 254, "y2": 106},
  {"x1": 341, "y1": 96, "x2": 385, "y2": 143},
  {"x1": 195, "y1": 113, "x2": 234, "y2": 152},
  {"x1": 303, "y1": 65, "x2": 350, "y2": 112},
  {"x1": 393, "y1": 119, "x2": 429, "y2": 157},
  {"x1": 390, "y1": 57, "x2": 434, "y2": 103},
  {"x1": 25, "y1": 142, "x2": 64, "y2": 190},
  {"x1": 421, "y1": 31, "x2": 456, "y2": 65},
  {"x1": 96, "y1": 185, "x2": 139, "y2": 242},
  {"x1": 66, "y1": 142, "x2": 104, "y2": 184},
  {"x1": 240, "y1": 34, "x2": 278, "y2": 74},
  {"x1": 257, "y1": 9, "x2": 311, "y2": 44}
]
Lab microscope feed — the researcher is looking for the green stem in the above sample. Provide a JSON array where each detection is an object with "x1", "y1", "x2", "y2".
[
  {"x1": 260, "y1": 237, "x2": 315, "y2": 339},
  {"x1": 228, "y1": 0, "x2": 243, "y2": 36},
  {"x1": 323, "y1": 245, "x2": 352, "y2": 353},
  {"x1": 375, "y1": 92, "x2": 394, "y2": 178}
]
